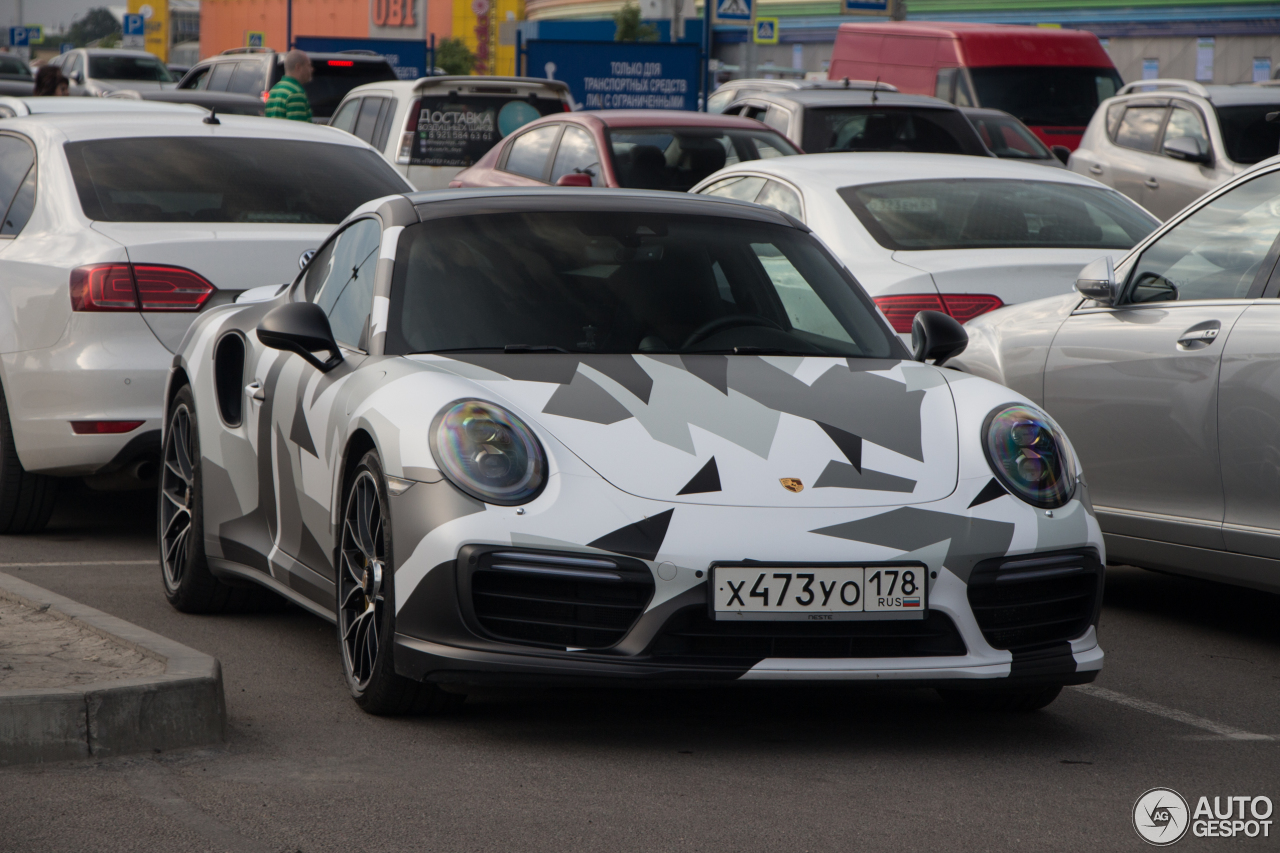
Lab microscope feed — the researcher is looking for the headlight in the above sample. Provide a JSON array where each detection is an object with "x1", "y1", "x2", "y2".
[
  {"x1": 982, "y1": 404, "x2": 1076, "y2": 509},
  {"x1": 430, "y1": 400, "x2": 546, "y2": 505}
]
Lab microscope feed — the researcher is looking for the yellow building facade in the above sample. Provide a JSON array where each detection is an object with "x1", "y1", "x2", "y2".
[{"x1": 453, "y1": 0, "x2": 525, "y2": 75}]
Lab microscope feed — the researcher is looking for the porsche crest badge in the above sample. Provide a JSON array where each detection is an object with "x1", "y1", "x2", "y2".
[{"x1": 779, "y1": 478, "x2": 804, "y2": 493}]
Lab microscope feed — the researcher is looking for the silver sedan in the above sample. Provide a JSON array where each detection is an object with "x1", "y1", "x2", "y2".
[{"x1": 952, "y1": 156, "x2": 1280, "y2": 594}]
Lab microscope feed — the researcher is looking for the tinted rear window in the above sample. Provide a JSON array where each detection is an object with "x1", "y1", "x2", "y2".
[
  {"x1": 0, "y1": 55, "x2": 30, "y2": 77},
  {"x1": 802, "y1": 107, "x2": 985, "y2": 155},
  {"x1": 407, "y1": 96, "x2": 566, "y2": 167},
  {"x1": 969, "y1": 66, "x2": 1122, "y2": 128},
  {"x1": 1215, "y1": 105, "x2": 1280, "y2": 165},
  {"x1": 65, "y1": 137, "x2": 406, "y2": 223},
  {"x1": 840, "y1": 178, "x2": 1157, "y2": 251},
  {"x1": 89, "y1": 55, "x2": 174, "y2": 83},
  {"x1": 608, "y1": 127, "x2": 799, "y2": 192},
  {"x1": 296, "y1": 61, "x2": 398, "y2": 117}
]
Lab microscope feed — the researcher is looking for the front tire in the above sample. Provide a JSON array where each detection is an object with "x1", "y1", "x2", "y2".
[
  {"x1": 160, "y1": 386, "x2": 256, "y2": 613},
  {"x1": 938, "y1": 685, "x2": 1063, "y2": 713},
  {"x1": 338, "y1": 450, "x2": 462, "y2": 716},
  {"x1": 0, "y1": 381, "x2": 57, "y2": 534}
]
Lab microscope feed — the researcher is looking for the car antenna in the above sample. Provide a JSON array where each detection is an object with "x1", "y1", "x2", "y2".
[
  {"x1": 203, "y1": 106, "x2": 220, "y2": 125},
  {"x1": 871, "y1": 75, "x2": 880, "y2": 104},
  {"x1": 842, "y1": 76, "x2": 850, "y2": 89}
]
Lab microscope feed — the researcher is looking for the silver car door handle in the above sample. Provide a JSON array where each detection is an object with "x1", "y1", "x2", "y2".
[
  {"x1": 1089, "y1": 165, "x2": 1103, "y2": 174},
  {"x1": 1145, "y1": 177, "x2": 1160, "y2": 188},
  {"x1": 1177, "y1": 327, "x2": 1219, "y2": 346},
  {"x1": 246, "y1": 381, "x2": 265, "y2": 401}
]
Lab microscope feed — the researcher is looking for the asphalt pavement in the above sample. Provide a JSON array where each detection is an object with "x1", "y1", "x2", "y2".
[{"x1": 1, "y1": 485, "x2": 1277, "y2": 852}]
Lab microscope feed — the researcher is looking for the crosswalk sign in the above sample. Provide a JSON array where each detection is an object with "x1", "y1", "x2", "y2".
[
  {"x1": 246, "y1": 31, "x2": 266, "y2": 48},
  {"x1": 753, "y1": 17, "x2": 779, "y2": 44},
  {"x1": 714, "y1": 0, "x2": 752, "y2": 24}
]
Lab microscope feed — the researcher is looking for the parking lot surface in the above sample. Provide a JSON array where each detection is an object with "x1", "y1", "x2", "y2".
[{"x1": 1, "y1": 486, "x2": 1277, "y2": 853}]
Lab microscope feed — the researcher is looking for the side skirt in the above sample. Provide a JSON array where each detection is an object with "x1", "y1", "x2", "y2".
[
  {"x1": 1103, "y1": 533, "x2": 1280, "y2": 595},
  {"x1": 208, "y1": 557, "x2": 337, "y2": 623}
]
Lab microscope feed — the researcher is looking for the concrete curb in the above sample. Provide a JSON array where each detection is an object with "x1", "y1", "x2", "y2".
[{"x1": 0, "y1": 571, "x2": 226, "y2": 766}]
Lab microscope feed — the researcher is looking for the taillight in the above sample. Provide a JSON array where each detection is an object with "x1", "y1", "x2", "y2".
[
  {"x1": 133, "y1": 265, "x2": 215, "y2": 311},
  {"x1": 71, "y1": 420, "x2": 145, "y2": 435},
  {"x1": 562, "y1": 102, "x2": 571, "y2": 112},
  {"x1": 261, "y1": 89, "x2": 270, "y2": 103},
  {"x1": 328, "y1": 60, "x2": 354, "y2": 66},
  {"x1": 872, "y1": 294, "x2": 1004, "y2": 333},
  {"x1": 70, "y1": 264, "x2": 215, "y2": 313},
  {"x1": 70, "y1": 264, "x2": 138, "y2": 311},
  {"x1": 397, "y1": 97, "x2": 423, "y2": 164}
]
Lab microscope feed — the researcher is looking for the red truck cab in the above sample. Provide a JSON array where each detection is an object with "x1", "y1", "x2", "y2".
[{"x1": 828, "y1": 22, "x2": 1122, "y2": 151}]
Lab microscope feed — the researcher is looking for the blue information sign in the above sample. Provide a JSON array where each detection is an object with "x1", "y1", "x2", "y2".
[
  {"x1": 843, "y1": 0, "x2": 890, "y2": 10},
  {"x1": 715, "y1": 0, "x2": 752, "y2": 23},
  {"x1": 293, "y1": 36, "x2": 427, "y2": 81},
  {"x1": 123, "y1": 14, "x2": 146, "y2": 36},
  {"x1": 7, "y1": 27, "x2": 27, "y2": 47},
  {"x1": 525, "y1": 40, "x2": 700, "y2": 111}
]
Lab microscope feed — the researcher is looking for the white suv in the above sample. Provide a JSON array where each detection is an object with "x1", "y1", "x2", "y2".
[
  {"x1": 1070, "y1": 79, "x2": 1280, "y2": 220},
  {"x1": 0, "y1": 111, "x2": 410, "y2": 532}
]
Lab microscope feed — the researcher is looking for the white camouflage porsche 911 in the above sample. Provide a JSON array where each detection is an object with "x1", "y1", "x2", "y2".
[{"x1": 159, "y1": 188, "x2": 1105, "y2": 715}]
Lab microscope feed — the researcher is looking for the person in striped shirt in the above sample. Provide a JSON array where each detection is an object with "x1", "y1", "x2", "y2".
[{"x1": 265, "y1": 50, "x2": 314, "y2": 122}]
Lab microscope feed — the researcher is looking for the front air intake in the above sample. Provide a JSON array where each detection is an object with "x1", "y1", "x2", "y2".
[
  {"x1": 966, "y1": 548, "x2": 1103, "y2": 652},
  {"x1": 461, "y1": 548, "x2": 654, "y2": 650}
]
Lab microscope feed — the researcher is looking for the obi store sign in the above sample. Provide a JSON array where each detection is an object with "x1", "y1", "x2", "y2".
[{"x1": 370, "y1": 0, "x2": 421, "y2": 33}]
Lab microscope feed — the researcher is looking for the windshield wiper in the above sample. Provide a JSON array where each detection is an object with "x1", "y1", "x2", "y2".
[{"x1": 503, "y1": 344, "x2": 572, "y2": 353}]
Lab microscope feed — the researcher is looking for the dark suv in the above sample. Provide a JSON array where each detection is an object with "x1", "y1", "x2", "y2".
[{"x1": 175, "y1": 48, "x2": 397, "y2": 120}]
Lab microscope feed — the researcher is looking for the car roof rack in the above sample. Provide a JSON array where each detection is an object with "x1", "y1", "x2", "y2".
[
  {"x1": 220, "y1": 47, "x2": 275, "y2": 55},
  {"x1": 1117, "y1": 79, "x2": 1210, "y2": 97}
]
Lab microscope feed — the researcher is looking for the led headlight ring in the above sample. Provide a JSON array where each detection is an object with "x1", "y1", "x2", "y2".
[
  {"x1": 430, "y1": 400, "x2": 547, "y2": 506},
  {"x1": 982, "y1": 404, "x2": 1076, "y2": 509}
]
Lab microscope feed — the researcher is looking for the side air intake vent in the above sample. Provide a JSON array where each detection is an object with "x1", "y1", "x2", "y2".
[
  {"x1": 460, "y1": 547, "x2": 654, "y2": 650},
  {"x1": 966, "y1": 549, "x2": 1103, "y2": 652}
]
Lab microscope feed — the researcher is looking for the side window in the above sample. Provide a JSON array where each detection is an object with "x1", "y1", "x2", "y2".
[
  {"x1": 935, "y1": 68, "x2": 955, "y2": 101},
  {"x1": 756, "y1": 180, "x2": 803, "y2": 220},
  {"x1": 1163, "y1": 105, "x2": 1210, "y2": 157},
  {"x1": 954, "y1": 71, "x2": 975, "y2": 108},
  {"x1": 761, "y1": 106, "x2": 792, "y2": 136},
  {"x1": 699, "y1": 174, "x2": 767, "y2": 201},
  {"x1": 330, "y1": 98, "x2": 361, "y2": 134},
  {"x1": 503, "y1": 125, "x2": 561, "y2": 181},
  {"x1": 1105, "y1": 102, "x2": 1126, "y2": 138},
  {"x1": 302, "y1": 238, "x2": 338, "y2": 302},
  {"x1": 183, "y1": 66, "x2": 211, "y2": 90},
  {"x1": 315, "y1": 218, "x2": 381, "y2": 349},
  {"x1": 353, "y1": 97, "x2": 385, "y2": 144},
  {"x1": 373, "y1": 99, "x2": 398, "y2": 151},
  {"x1": 707, "y1": 89, "x2": 736, "y2": 113},
  {"x1": 207, "y1": 62, "x2": 235, "y2": 92},
  {"x1": 549, "y1": 126, "x2": 601, "y2": 186},
  {"x1": 228, "y1": 61, "x2": 263, "y2": 95},
  {"x1": 66, "y1": 54, "x2": 83, "y2": 78},
  {"x1": 0, "y1": 136, "x2": 36, "y2": 238},
  {"x1": 1126, "y1": 170, "x2": 1280, "y2": 303},
  {"x1": 742, "y1": 105, "x2": 767, "y2": 121},
  {"x1": 1115, "y1": 106, "x2": 1168, "y2": 151}
]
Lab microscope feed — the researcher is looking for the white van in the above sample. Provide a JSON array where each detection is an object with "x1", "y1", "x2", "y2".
[{"x1": 330, "y1": 76, "x2": 573, "y2": 189}]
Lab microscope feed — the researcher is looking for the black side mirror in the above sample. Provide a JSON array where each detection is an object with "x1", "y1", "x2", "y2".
[
  {"x1": 911, "y1": 310, "x2": 968, "y2": 367},
  {"x1": 256, "y1": 302, "x2": 342, "y2": 372},
  {"x1": 1051, "y1": 144, "x2": 1071, "y2": 165}
]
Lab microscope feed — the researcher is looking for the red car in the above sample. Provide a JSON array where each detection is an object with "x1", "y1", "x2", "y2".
[{"x1": 449, "y1": 109, "x2": 801, "y2": 192}]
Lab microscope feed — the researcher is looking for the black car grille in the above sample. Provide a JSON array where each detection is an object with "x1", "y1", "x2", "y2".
[
  {"x1": 648, "y1": 608, "x2": 967, "y2": 661},
  {"x1": 966, "y1": 549, "x2": 1103, "y2": 652},
  {"x1": 468, "y1": 550, "x2": 654, "y2": 650}
]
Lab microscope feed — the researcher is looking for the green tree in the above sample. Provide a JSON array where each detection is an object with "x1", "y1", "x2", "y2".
[
  {"x1": 436, "y1": 37, "x2": 476, "y2": 76},
  {"x1": 614, "y1": 2, "x2": 658, "y2": 42},
  {"x1": 66, "y1": 8, "x2": 121, "y2": 48}
]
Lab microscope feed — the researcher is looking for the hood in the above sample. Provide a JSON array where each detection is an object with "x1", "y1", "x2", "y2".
[
  {"x1": 417, "y1": 353, "x2": 959, "y2": 509},
  {"x1": 92, "y1": 221, "x2": 331, "y2": 352},
  {"x1": 893, "y1": 248, "x2": 1114, "y2": 306}
]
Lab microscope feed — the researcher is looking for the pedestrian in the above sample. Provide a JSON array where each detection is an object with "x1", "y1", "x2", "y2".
[
  {"x1": 265, "y1": 50, "x2": 313, "y2": 122},
  {"x1": 34, "y1": 66, "x2": 69, "y2": 96}
]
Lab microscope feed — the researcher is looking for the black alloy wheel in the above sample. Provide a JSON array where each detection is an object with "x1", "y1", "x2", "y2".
[
  {"x1": 337, "y1": 450, "x2": 463, "y2": 715},
  {"x1": 159, "y1": 386, "x2": 256, "y2": 613}
]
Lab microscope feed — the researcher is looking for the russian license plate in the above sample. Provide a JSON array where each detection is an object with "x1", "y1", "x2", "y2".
[{"x1": 711, "y1": 565, "x2": 926, "y2": 621}]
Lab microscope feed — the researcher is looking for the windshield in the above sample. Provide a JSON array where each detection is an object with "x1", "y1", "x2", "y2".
[
  {"x1": 967, "y1": 113, "x2": 1053, "y2": 160},
  {"x1": 65, "y1": 138, "x2": 407, "y2": 223},
  {"x1": 841, "y1": 179, "x2": 1157, "y2": 251},
  {"x1": 89, "y1": 55, "x2": 174, "y2": 83},
  {"x1": 0, "y1": 55, "x2": 30, "y2": 78},
  {"x1": 802, "y1": 107, "x2": 983, "y2": 155},
  {"x1": 386, "y1": 211, "x2": 900, "y2": 358},
  {"x1": 1215, "y1": 105, "x2": 1280, "y2": 165},
  {"x1": 608, "y1": 127, "x2": 799, "y2": 192},
  {"x1": 968, "y1": 66, "x2": 1122, "y2": 127}
]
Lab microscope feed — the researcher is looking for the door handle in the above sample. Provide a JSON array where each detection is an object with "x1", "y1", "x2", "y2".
[
  {"x1": 1089, "y1": 165, "x2": 1103, "y2": 175},
  {"x1": 1145, "y1": 178, "x2": 1160, "y2": 189},
  {"x1": 245, "y1": 381, "x2": 265, "y2": 401},
  {"x1": 1176, "y1": 324, "x2": 1220, "y2": 349}
]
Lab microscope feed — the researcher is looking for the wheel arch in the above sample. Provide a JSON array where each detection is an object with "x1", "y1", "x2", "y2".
[{"x1": 162, "y1": 360, "x2": 192, "y2": 442}]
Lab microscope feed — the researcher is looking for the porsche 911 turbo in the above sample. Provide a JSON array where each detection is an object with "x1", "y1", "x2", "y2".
[{"x1": 159, "y1": 188, "x2": 1105, "y2": 715}]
